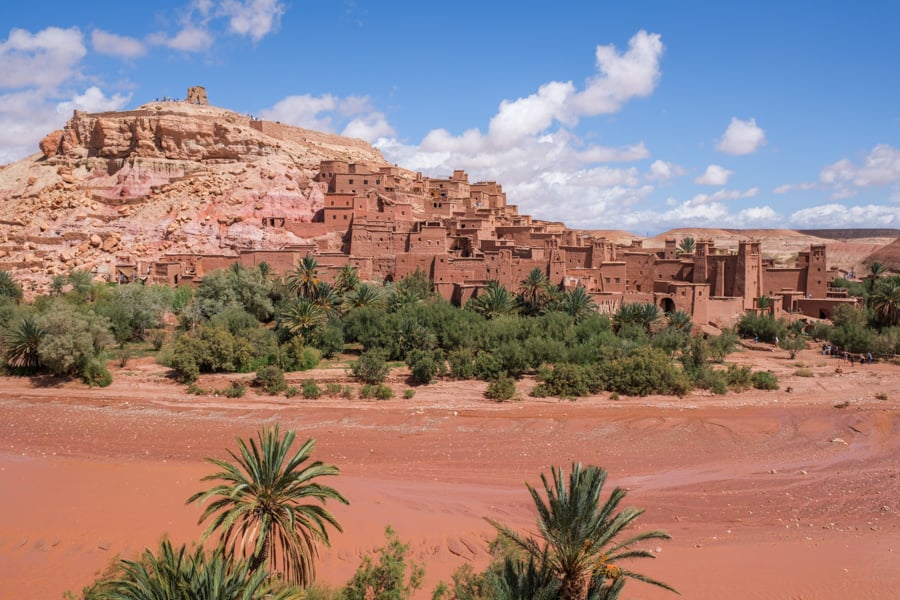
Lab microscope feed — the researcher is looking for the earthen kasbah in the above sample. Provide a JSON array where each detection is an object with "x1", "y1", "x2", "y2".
[{"x1": 1, "y1": 87, "x2": 856, "y2": 325}]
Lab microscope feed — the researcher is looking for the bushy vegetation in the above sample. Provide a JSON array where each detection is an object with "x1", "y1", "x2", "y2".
[{"x1": 0, "y1": 263, "x2": 812, "y2": 397}]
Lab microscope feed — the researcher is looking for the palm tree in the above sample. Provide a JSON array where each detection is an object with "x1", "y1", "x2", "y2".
[
  {"x1": 99, "y1": 538, "x2": 298, "y2": 600},
  {"x1": 4, "y1": 316, "x2": 44, "y2": 370},
  {"x1": 489, "y1": 463, "x2": 676, "y2": 600},
  {"x1": 666, "y1": 310, "x2": 693, "y2": 332},
  {"x1": 187, "y1": 425, "x2": 348, "y2": 586},
  {"x1": 285, "y1": 255, "x2": 320, "y2": 300},
  {"x1": 614, "y1": 302, "x2": 661, "y2": 333},
  {"x1": 866, "y1": 261, "x2": 888, "y2": 296},
  {"x1": 279, "y1": 298, "x2": 328, "y2": 343},
  {"x1": 559, "y1": 287, "x2": 597, "y2": 323},
  {"x1": 519, "y1": 268, "x2": 553, "y2": 316},
  {"x1": 755, "y1": 295, "x2": 772, "y2": 313},
  {"x1": 676, "y1": 237, "x2": 695, "y2": 255},
  {"x1": 342, "y1": 282, "x2": 387, "y2": 312},
  {"x1": 491, "y1": 554, "x2": 562, "y2": 600},
  {"x1": 334, "y1": 264, "x2": 360, "y2": 295},
  {"x1": 871, "y1": 276, "x2": 900, "y2": 327},
  {"x1": 311, "y1": 281, "x2": 341, "y2": 318},
  {"x1": 0, "y1": 270, "x2": 23, "y2": 303},
  {"x1": 467, "y1": 280, "x2": 519, "y2": 319}
]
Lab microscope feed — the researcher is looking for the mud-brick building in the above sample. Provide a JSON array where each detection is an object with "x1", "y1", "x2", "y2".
[{"x1": 147, "y1": 159, "x2": 854, "y2": 325}]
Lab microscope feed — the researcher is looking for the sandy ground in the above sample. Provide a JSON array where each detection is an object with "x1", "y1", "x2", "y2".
[{"x1": 1, "y1": 346, "x2": 899, "y2": 599}]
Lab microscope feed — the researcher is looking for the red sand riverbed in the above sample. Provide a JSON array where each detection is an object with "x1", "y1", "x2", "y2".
[{"x1": 1, "y1": 347, "x2": 899, "y2": 599}]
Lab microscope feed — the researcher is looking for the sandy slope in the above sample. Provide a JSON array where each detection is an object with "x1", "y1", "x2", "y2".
[{"x1": 1, "y1": 347, "x2": 899, "y2": 599}]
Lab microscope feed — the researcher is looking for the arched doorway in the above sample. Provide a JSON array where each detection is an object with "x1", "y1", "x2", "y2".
[{"x1": 660, "y1": 297, "x2": 676, "y2": 313}]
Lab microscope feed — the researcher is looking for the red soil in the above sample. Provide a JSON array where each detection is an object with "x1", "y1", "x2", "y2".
[{"x1": 1, "y1": 347, "x2": 899, "y2": 599}]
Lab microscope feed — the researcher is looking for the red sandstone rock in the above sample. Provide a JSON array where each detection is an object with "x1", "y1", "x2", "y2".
[{"x1": 39, "y1": 130, "x2": 63, "y2": 158}]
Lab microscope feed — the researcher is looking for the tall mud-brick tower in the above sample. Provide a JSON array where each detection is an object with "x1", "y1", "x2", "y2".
[
  {"x1": 734, "y1": 240, "x2": 762, "y2": 310},
  {"x1": 693, "y1": 239, "x2": 710, "y2": 284},
  {"x1": 187, "y1": 86, "x2": 208, "y2": 105},
  {"x1": 805, "y1": 244, "x2": 827, "y2": 298}
]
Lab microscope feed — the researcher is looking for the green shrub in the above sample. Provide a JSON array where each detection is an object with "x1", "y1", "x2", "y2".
[
  {"x1": 406, "y1": 348, "x2": 445, "y2": 384},
  {"x1": 473, "y1": 351, "x2": 503, "y2": 381},
  {"x1": 485, "y1": 376, "x2": 517, "y2": 401},
  {"x1": 724, "y1": 363, "x2": 754, "y2": 391},
  {"x1": 254, "y1": 365, "x2": 286, "y2": 394},
  {"x1": 301, "y1": 378, "x2": 323, "y2": 399},
  {"x1": 350, "y1": 349, "x2": 390, "y2": 384},
  {"x1": 531, "y1": 363, "x2": 602, "y2": 398},
  {"x1": 81, "y1": 358, "x2": 113, "y2": 387},
  {"x1": 403, "y1": 389, "x2": 415, "y2": 399},
  {"x1": 341, "y1": 385, "x2": 355, "y2": 400},
  {"x1": 326, "y1": 383, "x2": 343, "y2": 395},
  {"x1": 794, "y1": 368, "x2": 814, "y2": 377},
  {"x1": 447, "y1": 348, "x2": 475, "y2": 379},
  {"x1": 737, "y1": 313, "x2": 787, "y2": 344},
  {"x1": 342, "y1": 526, "x2": 424, "y2": 600},
  {"x1": 224, "y1": 381, "x2": 246, "y2": 398},
  {"x1": 690, "y1": 365, "x2": 728, "y2": 395},
  {"x1": 284, "y1": 385, "x2": 298, "y2": 398},
  {"x1": 752, "y1": 370, "x2": 779, "y2": 390},
  {"x1": 601, "y1": 349, "x2": 691, "y2": 397},
  {"x1": 360, "y1": 383, "x2": 393, "y2": 400}
]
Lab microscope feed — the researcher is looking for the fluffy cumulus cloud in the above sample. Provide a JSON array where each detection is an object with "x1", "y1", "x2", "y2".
[
  {"x1": 819, "y1": 144, "x2": 900, "y2": 198},
  {"x1": 647, "y1": 160, "x2": 686, "y2": 182},
  {"x1": 259, "y1": 94, "x2": 394, "y2": 142},
  {"x1": 0, "y1": 27, "x2": 86, "y2": 90},
  {"x1": 716, "y1": 117, "x2": 766, "y2": 155},
  {"x1": 0, "y1": 27, "x2": 130, "y2": 164},
  {"x1": 367, "y1": 30, "x2": 666, "y2": 226},
  {"x1": 221, "y1": 0, "x2": 286, "y2": 42},
  {"x1": 56, "y1": 86, "x2": 130, "y2": 115},
  {"x1": 789, "y1": 203, "x2": 900, "y2": 228},
  {"x1": 91, "y1": 29, "x2": 146, "y2": 58},
  {"x1": 149, "y1": 0, "x2": 285, "y2": 52},
  {"x1": 695, "y1": 164, "x2": 733, "y2": 186}
]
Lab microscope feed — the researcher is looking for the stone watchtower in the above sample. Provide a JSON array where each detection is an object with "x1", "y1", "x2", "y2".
[{"x1": 187, "y1": 86, "x2": 208, "y2": 105}]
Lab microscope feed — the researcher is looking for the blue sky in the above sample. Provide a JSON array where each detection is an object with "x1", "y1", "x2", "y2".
[{"x1": 2, "y1": 1, "x2": 899, "y2": 234}]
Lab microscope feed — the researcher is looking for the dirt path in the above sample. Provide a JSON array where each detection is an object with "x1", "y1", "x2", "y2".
[{"x1": 1, "y1": 347, "x2": 899, "y2": 599}]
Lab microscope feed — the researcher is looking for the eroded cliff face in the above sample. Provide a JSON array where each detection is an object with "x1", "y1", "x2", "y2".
[{"x1": 0, "y1": 101, "x2": 387, "y2": 294}]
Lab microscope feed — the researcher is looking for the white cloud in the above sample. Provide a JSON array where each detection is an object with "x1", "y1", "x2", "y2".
[
  {"x1": 260, "y1": 93, "x2": 391, "y2": 141},
  {"x1": 568, "y1": 30, "x2": 664, "y2": 115},
  {"x1": 789, "y1": 203, "x2": 900, "y2": 228},
  {"x1": 56, "y1": 86, "x2": 130, "y2": 115},
  {"x1": 716, "y1": 117, "x2": 766, "y2": 155},
  {"x1": 220, "y1": 0, "x2": 286, "y2": 42},
  {"x1": 260, "y1": 94, "x2": 337, "y2": 130},
  {"x1": 819, "y1": 144, "x2": 900, "y2": 199},
  {"x1": 647, "y1": 160, "x2": 686, "y2": 182},
  {"x1": 372, "y1": 30, "x2": 664, "y2": 226},
  {"x1": 488, "y1": 81, "x2": 574, "y2": 147},
  {"x1": 695, "y1": 164, "x2": 733, "y2": 186},
  {"x1": 149, "y1": 26, "x2": 214, "y2": 52},
  {"x1": 0, "y1": 26, "x2": 135, "y2": 165},
  {"x1": 342, "y1": 112, "x2": 395, "y2": 142},
  {"x1": 684, "y1": 187, "x2": 758, "y2": 207},
  {"x1": 91, "y1": 29, "x2": 146, "y2": 58},
  {"x1": 0, "y1": 27, "x2": 86, "y2": 90},
  {"x1": 774, "y1": 182, "x2": 816, "y2": 194}
]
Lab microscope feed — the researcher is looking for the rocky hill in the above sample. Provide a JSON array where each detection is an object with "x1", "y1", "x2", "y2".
[
  {"x1": 0, "y1": 98, "x2": 387, "y2": 294},
  {"x1": 1, "y1": 96, "x2": 897, "y2": 296}
]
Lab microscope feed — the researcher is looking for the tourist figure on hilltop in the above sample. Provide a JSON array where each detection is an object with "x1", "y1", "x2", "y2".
[{"x1": 867, "y1": 352, "x2": 873, "y2": 364}]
